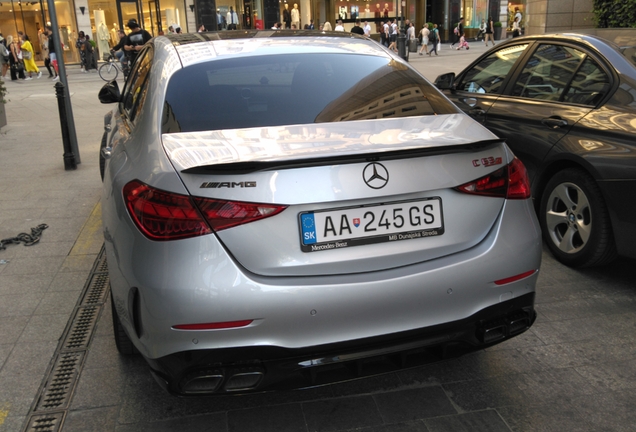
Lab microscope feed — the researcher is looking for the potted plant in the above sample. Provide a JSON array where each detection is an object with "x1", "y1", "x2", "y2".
[
  {"x1": 493, "y1": 21, "x2": 502, "y2": 40},
  {"x1": 0, "y1": 78, "x2": 8, "y2": 129}
]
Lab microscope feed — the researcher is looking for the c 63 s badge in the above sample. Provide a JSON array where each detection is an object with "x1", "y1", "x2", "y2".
[{"x1": 200, "y1": 181, "x2": 257, "y2": 188}]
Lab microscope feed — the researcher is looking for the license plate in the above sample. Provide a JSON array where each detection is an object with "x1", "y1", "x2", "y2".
[{"x1": 299, "y1": 198, "x2": 444, "y2": 252}]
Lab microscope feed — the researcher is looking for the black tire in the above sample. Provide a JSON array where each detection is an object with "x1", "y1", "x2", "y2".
[
  {"x1": 99, "y1": 62, "x2": 119, "y2": 81},
  {"x1": 539, "y1": 168, "x2": 617, "y2": 268},
  {"x1": 111, "y1": 292, "x2": 139, "y2": 355},
  {"x1": 99, "y1": 131, "x2": 107, "y2": 181}
]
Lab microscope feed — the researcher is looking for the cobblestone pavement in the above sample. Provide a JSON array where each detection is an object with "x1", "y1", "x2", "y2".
[{"x1": 1, "y1": 41, "x2": 635, "y2": 432}]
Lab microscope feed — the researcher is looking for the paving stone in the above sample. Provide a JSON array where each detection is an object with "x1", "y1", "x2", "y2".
[
  {"x1": 0, "y1": 273, "x2": 54, "y2": 296},
  {"x1": 33, "y1": 290, "x2": 82, "y2": 316},
  {"x1": 442, "y1": 375, "x2": 530, "y2": 412},
  {"x1": 228, "y1": 403, "x2": 305, "y2": 432},
  {"x1": 70, "y1": 366, "x2": 125, "y2": 410},
  {"x1": 329, "y1": 373, "x2": 404, "y2": 397},
  {"x1": 498, "y1": 399, "x2": 594, "y2": 432},
  {"x1": 62, "y1": 406, "x2": 119, "y2": 432},
  {"x1": 302, "y1": 396, "x2": 383, "y2": 431},
  {"x1": 17, "y1": 313, "x2": 69, "y2": 343},
  {"x1": 115, "y1": 412, "x2": 228, "y2": 432},
  {"x1": 423, "y1": 410, "x2": 510, "y2": 432},
  {"x1": 373, "y1": 387, "x2": 456, "y2": 423},
  {"x1": 0, "y1": 316, "x2": 30, "y2": 344},
  {"x1": 346, "y1": 421, "x2": 428, "y2": 432}
]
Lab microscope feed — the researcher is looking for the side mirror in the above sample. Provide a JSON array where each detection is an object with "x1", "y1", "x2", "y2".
[
  {"x1": 99, "y1": 80, "x2": 121, "y2": 104},
  {"x1": 434, "y1": 72, "x2": 456, "y2": 90}
]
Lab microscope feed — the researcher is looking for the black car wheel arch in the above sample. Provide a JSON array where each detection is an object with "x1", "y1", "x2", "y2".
[{"x1": 539, "y1": 168, "x2": 617, "y2": 267}]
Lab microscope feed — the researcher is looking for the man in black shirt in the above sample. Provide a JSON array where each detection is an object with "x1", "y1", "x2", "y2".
[
  {"x1": 351, "y1": 20, "x2": 365, "y2": 35},
  {"x1": 123, "y1": 19, "x2": 152, "y2": 66}
]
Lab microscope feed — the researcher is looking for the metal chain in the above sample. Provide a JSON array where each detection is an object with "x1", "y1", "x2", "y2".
[{"x1": 0, "y1": 224, "x2": 49, "y2": 250}]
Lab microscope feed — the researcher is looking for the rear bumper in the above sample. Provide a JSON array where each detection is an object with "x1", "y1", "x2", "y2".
[{"x1": 145, "y1": 292, "x2": 535, "y2": 395}]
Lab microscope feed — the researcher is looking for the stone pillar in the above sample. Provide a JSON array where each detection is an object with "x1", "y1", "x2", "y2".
[{"x1": 525, "y1": 0, "x2": 594, "y2": 36}]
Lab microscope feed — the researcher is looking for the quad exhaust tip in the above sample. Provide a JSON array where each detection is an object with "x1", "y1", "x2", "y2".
[{"x1": 478, "y1": 310, "x2": 533, "y2": 344}]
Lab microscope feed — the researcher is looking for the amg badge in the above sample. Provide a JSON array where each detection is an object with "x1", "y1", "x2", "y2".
[{"x1": 200, "y1": 181, "x2": 257, "y2": 188}]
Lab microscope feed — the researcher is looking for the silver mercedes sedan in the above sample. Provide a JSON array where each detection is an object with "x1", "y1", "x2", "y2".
[{"x1": 98, "y1": 31, "x2": 541, "y2": 395}]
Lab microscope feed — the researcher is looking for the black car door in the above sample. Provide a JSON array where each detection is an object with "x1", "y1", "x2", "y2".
[
  {"x1": 449, "y1": 43, "x2": 530, "y2": 125},
  {"x1": 484, "y1": 43, "x2": 610, "y2": 182}
]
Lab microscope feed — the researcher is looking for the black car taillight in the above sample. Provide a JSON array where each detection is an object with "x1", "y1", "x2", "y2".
[
  {"x1": 124, "y1": 181, "x2": 287, "y2": 240},
  {"x1": 455, "y1": 158, "x2": 531, "y2": 199}
]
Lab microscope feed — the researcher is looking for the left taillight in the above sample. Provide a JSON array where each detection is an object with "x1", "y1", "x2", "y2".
[
  {"x1": 455, "y1": 157, "x2": 531, "y2": 199},
  {"x1": 123, "y1": 180, "x2": 287, "y2": 241}
]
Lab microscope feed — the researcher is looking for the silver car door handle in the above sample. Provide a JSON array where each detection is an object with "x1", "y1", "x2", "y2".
[{"x1": 541, "y1": 117, "x2": 568, "y2": 129}]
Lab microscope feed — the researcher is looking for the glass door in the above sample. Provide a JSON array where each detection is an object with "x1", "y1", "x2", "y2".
[{"x1": 117, "y1": 0, "x2": 141, "y2": 30}]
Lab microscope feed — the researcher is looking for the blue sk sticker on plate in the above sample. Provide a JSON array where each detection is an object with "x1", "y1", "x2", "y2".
[{"x1": 301, "y1": 213, "x2": 317, "y2": 245}]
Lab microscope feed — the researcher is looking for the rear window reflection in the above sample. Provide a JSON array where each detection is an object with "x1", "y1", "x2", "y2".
[{"x1": 162, "y1": 53, "x2": 455, "y2": 133}]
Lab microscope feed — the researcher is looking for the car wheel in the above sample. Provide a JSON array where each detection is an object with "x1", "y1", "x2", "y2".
[
  {"x1": 99, "y1": 131, "x2": 107, "y2": 182},
  {"x1": 539, "y1": 168, "x2": 617, "y2": 267},
  {"x1": 110, "y1": 292, "x2": 139, "y2": 355}
]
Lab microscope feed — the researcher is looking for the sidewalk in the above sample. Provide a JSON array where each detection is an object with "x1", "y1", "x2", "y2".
[
  {"x1": 0, "y1": 66, "x2": 109, "y2": 431},
  {"x1": 0, "y1": 45, "x2": 492, "y2": 431}
]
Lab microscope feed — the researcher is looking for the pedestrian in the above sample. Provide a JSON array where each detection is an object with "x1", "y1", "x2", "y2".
[
  {"x1": 20, "y1": 34, "x2": 41, "y2": 80},
  {"x1": 388, "y1": 19, "x2": 398, "y2": 53},
  {"x1": 175, "y1": 26, "x2": 183, "y2": 34},
  {"x1": 83, "y1": 35, "x2": 97, "y2": 71},
  {"x1": 217, "y1": 10, "x2": 224, "y2": 30},
  {"x1": 227, "y1": 7, "x2": 239, "y2": 30},
  {"x1": 123, "y1": 19, "x2": 152, "y2": 67},
  {"x1": 418, "y1": 24, "x2": 430, "y2": 55},
  {"x1": 351, "y1": 20, "x2": 364, "y2": 35},
  {"x1": 407, "y1": 22, "x2": 415, "y2": 41},
  {"x1": 363, "y1": 21, "x2": 371, "y2": 37},
  {"x1": 450, "y1": 17, "x2": 464, "y2": 48},
  {"x1": 456, "y1": 33, "x2": 469, "y2": 50},
  {"x1": 0, "y1": 34, "x2": 10, "y2": 79},
  {"x1": 40, "y1": 30, "x2": 55, "y2": 78},
  {"x1": 477, "y1": 19, "x2": 486, "y2": 41},
  {"x1": 76, "y1": 31, "x2": 87, "y2": 72},
  {"x1": 334, "y1": 20, "x2": 344, "y2": 31},
  {"x1": 7, "y1": 35, "x2": 25, "y2": 80},
  {"x1": 45, "y1": 26, "x2": 60, "y2": 81},
  {"x1": 429, "y1": 23, "x2": 439, "y2": 56},
  {"x1": 323, "y1": 21, "x2": 332, "y2": 31},
  {"x1": 308, "y1": 20, "x2": 315, "y2": 30},
  {"x1": 198, "y1": 24, "x2": 206, "y2": 32},
  {"x1": 512, "y1": 16, "x2": 521, "y2": 38},
  {"x1": 383, "y1": 20, "x2": 390, "y2": 47},
  {"x1": 484, "y1": 16, "x2": 495, "y2": 46}
]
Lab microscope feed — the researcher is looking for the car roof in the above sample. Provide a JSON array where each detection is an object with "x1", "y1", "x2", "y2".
[{"x1": 151, "y1": 30, "x2": 391, "y2": 68}]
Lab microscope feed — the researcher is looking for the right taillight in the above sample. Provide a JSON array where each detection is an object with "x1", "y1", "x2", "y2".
[{"x1": 455, "y1": 158, "x2": 531, "y2": 199}]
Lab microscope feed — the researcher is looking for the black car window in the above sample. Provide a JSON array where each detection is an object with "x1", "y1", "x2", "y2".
[
  {"x1": 562, "y1": 57, "x2": 611, "y2": 106},
  {"x1": 511, "y1": 44, "x2": 586, "y2": 102},
  {"x1": 121, "y1": 48, "x2": 153, "y2": 124},
  {"x1": 457, "y1": 44, "x2": 528, "y2": 94},
  {"x1": 161, "y1": 53, "x2": 458, "y2": 133}
]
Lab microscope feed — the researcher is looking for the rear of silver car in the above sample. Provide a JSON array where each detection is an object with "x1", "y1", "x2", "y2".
[{"x1": 102, "y1": 34, "x2": 541, "y2": 395}]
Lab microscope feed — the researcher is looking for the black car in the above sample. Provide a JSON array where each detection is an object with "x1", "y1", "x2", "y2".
[{"x1": 435, "y1": 33, "x2": 636, "y2": 268}]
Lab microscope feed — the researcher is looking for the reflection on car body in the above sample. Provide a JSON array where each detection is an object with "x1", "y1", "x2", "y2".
[{"x1": 98, "y1": 31, "x2": 541, "y2": 395}]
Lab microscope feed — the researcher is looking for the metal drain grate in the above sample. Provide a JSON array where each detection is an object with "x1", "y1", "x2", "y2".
[
  {"x1": 62, "y1": 306, "x2": 100, "y2": 351},
  {"x1": 36, "y1": 353, "x2": 84, "y2": 411},
  {"x1": 23, "y1": 245, "x2": 109, "y2": 432},
  {"x1": 80, "y1": 273, "x2": 109, "y2": 306},
  {"x1": 24, "y1": 412, "x2": 65, "y2": 432}
]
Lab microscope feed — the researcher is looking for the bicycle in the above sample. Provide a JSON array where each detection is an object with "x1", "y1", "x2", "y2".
[{"x1": 99, "y1": 53, "x2": 126, "y2": 81}]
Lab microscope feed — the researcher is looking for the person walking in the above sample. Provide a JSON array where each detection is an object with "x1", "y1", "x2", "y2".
[
  {"x1": 484, "y1": 16, "x2": 495, "y2": 46},
  {"x1": 450, "y1": 17, "x2": 464, "y2": 48},
  {"x1": 7, "y1": 35, "x2": 25, "y2": 81},
  {"x1": 418, "y1": 24, "x2": 430, "y2": 55},
  {"x1": 429, "y1": 23, "x2": 439, "y2": 56},
  {"x1": 388, "y1": 19, "x2": 398, "y2": 53},
  {"x1": 20, "y1": 34, "x2": 41, "y2": 80},
  {"x1": 351, "y1": 20, "x2": 364, "y2": 35},
  {"x1": 83, "y1": 35, "x2": 97, "y2": 72},
  {"x1": 45, "y1": 26, "x2": 60, "y2": 80}
]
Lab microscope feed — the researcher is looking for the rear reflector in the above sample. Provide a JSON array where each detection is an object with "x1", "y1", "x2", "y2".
[
  {"x1": 455, "y1": 158, "x2": 531, "y2": 199},
  {"x1": 172, "y1": 320, "x2": 254, "y2": 330},
  {"x1": 494, "y1": 270, "x2": 536, "y2": 285}
]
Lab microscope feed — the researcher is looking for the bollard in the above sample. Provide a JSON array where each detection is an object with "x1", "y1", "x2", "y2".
[
  {"x1": 397, "y1": 33, "x2": 408, "y2": 61},
  {"x1": 55, "y1": 82, "x2": 77, "y2": 170}
]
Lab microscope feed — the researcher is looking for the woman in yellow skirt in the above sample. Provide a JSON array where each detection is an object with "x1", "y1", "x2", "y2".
[{"x1": 20, "y1": 34, "x2": 41, "y2": 80}]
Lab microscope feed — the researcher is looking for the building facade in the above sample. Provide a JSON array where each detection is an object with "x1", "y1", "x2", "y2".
[{"x1": 0, "y1": 0, "x2": 594, "y2": 64}]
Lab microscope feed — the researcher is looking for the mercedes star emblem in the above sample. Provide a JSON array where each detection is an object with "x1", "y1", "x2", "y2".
[{"x1": 363, "y1": 162, "x2": 389, "y2": 189}]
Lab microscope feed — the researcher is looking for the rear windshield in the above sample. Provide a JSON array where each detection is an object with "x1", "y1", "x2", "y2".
[{"x1": 162, "y1": 53, "x2": 457, "y2": 133}]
